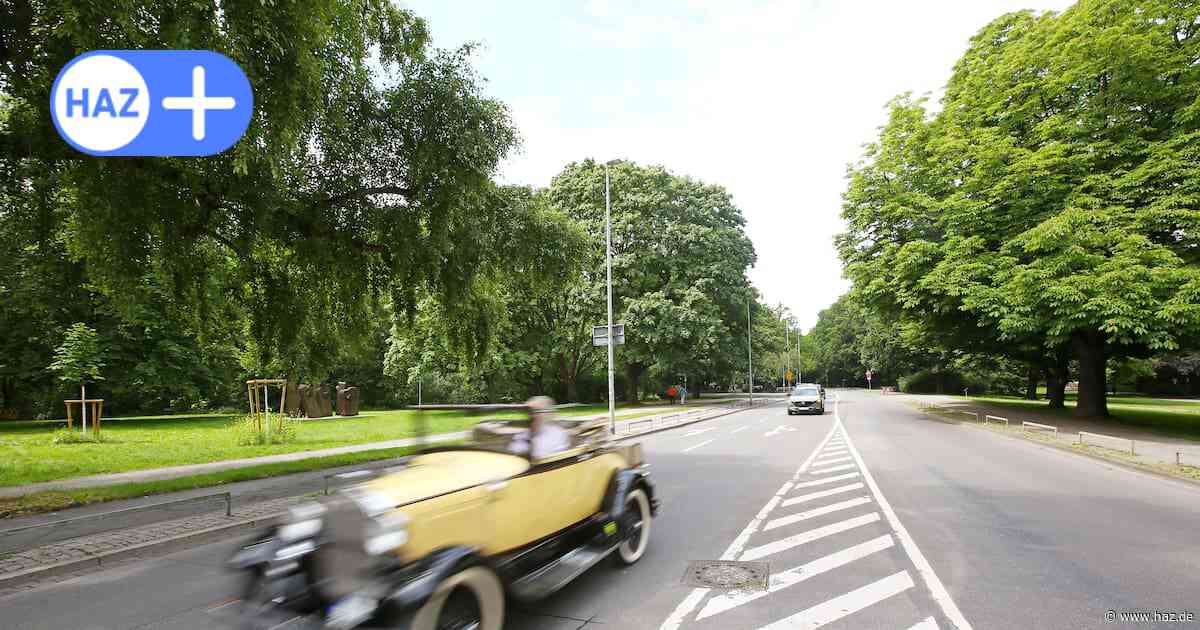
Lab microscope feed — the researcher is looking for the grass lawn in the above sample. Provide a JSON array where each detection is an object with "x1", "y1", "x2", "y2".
[
  {"x1": 0, "y1": 401, "x2": 686, "y2": 488},
  {"x1": 0, "y1": 445, "x2": 429, "y2": 518},
  {"x1": 952, "y1": 393, "x2": 1200, "y2": 441}
]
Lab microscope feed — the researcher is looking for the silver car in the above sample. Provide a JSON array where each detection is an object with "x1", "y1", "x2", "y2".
[{"x1": 787, "y1": 384, "x2": 825, "y2": 415}]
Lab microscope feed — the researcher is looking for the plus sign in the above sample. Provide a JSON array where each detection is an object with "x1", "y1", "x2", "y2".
[{"x1": 161, "y1": 65, "x2": 236, "y2": 141}]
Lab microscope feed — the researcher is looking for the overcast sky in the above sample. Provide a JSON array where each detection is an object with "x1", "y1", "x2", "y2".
[{"x1": 401, "y1": 0, "x2": 1074, "y2": 331}]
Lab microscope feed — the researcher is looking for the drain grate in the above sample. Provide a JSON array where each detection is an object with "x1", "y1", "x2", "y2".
[{"x1": 681, "y1": 560, "x2": 769, "y2": 590}]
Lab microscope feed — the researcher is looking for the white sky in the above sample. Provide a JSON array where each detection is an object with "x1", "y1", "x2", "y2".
[{"x1": 401, "y1": 0, "x2": 1075, "y2": 331}]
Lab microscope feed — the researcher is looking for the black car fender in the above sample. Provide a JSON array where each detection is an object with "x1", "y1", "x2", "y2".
[
  {"x1": 602, "y1": 467, "x2": 659, "y2": 519},
  {"x1": 381, "y1": 546, "x2": 488, "y2": 614}
]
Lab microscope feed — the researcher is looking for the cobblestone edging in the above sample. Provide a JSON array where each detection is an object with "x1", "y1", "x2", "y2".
[{"x1": 0, "y1": 495, "x2": 304, "y2": 593}]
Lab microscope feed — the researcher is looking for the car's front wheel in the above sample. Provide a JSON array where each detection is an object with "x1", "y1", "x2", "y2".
[
  {"x1": 410, "y1": 565, "x2": 504, "y2": 630},
  {"x1": 615, "y1": 487, "x2": 652, "y2": 565}
]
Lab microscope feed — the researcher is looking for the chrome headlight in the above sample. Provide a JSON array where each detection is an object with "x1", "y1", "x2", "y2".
[{"x1": 345, "y1": 489, "x2": 409, "y2": 556}]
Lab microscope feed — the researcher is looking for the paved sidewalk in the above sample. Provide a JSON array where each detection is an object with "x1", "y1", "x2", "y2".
[
  {"x1": 0, "y1": 398, "x2": 756, "y2": 499},
  {"x1": 892, "y1": 393, "x2": 1200, "y2": 468}
]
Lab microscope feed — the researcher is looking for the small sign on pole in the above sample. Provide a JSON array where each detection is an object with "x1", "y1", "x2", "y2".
[{"x1": 592, "y1": 324, "x2": 626, "y2": 347}]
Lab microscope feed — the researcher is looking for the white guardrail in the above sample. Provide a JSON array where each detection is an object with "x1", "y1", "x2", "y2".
[
  {"x1": 616, "y1": 398, "x2": 770, "y2": 435},
  {"x1": 958, "y1": 410, "x2": 980, "y2": 422},
  {"x1": 1022, "y1": 421, "x2": 1058, "y2": 437},
  {"x1": 984, "y1": 414, "x2": 1009, "y2": 426},
  {"x1": 1078, "y1": 431, "x2": 1136, "y2": 455}
]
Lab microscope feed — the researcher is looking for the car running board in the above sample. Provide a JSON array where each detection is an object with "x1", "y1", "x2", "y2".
[{"x1": 507, "y1": 543, "x2": 619, "y2": 601}]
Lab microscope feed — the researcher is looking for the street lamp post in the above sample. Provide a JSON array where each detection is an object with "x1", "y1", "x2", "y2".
[
  {"x1": 746, "y1": 299, "x2": 753, "y2": 405},
  {"x1": 605, "y1": 161, "x2": 616, "y2": 435}
]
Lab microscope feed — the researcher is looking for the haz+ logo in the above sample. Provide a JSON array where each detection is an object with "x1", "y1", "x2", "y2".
[{"x1": 51, "y1": 50, "x2": 253, "y2": 157}]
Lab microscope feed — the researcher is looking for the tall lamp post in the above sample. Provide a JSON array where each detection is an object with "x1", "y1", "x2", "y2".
[
  {"x1": 746, "y1": 299, "x2": 754, "y2": 405},
  {"x1": 605, "y1": 160, "x2": 617, "y2": 435}
]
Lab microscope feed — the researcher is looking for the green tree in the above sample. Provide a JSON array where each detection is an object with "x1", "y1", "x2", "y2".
[
  {"x1": 548, "y1": 160, "x2": 756, "y2": 401},
  {"x1": 839, "y1": 1, "x2": 1200, "y2": 416},
  {"x1": 48, "y1": 323, "x2": 104, "y2": 431}
]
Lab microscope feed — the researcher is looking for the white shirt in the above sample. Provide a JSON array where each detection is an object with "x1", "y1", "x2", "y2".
[{"x1": 509, "y1": 422, "x2": 572, "y2": 459}]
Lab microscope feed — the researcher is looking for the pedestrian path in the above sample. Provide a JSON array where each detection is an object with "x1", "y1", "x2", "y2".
[{"x1": 660, "y1": 395, "x2": 970, "y2": 630}]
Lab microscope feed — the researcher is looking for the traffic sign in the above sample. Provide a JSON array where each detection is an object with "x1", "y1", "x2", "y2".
[{"x1": 592, "y1": 324, "x2": 626, "y2": 347}]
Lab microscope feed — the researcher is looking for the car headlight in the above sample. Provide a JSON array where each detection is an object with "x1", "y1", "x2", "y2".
[{"x1": 345, "y1": 488, "x2": 408, "y2": 556}]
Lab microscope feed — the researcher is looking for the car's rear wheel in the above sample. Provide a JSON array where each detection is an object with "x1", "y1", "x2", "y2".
[
  {"x1": 615, "y1": 487, "x2": 651, "y2": 565},
  {"x1": 410, "y1": 566, "x2": 504, "y2": 630}
]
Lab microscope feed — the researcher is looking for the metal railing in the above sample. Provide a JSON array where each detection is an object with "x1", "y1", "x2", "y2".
[
  {"x1": 984, "y1": 415, "x2": 1009, "y2": 426},
  {"x1": 1078, "y1": 431, "x2": 1135, "y2": 455},
  {"x1": 0, "y1": 491, "x2": 231, "y2": 538},
  {"x1": 1021, "y1": 421, "x2": 1058, "y2": 437}
]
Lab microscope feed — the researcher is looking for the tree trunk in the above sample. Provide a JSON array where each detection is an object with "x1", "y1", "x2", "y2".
[
  {"x1": 80, "y1": 382, "x2": 88, "y2": 434},
  {"x1": 1072, "y1": 330, "x2": 1109, "y2": 418},
  {"x1": 1024, "y1": 367, "x2": 1039, "y2": 400},
  {"x1": 625, "y1": 363, "x2": 644, "y2": 403}
]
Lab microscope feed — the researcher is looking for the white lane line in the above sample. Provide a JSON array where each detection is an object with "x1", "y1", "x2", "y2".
[
  {"x1": 682, "y1": 439, "x2": 714, "y2": 452},
  {"x1": 810, "y1": 462, "x2": 856, "y2": 475},
  {"x1": 792, "y1": 472, "x2": 860, "y2": 489},
  {"x1": 758, "y1": 570, "x2": 915, "y2": 630},
  {"x1": 781, "y1": 482, "x2": 865, "y2": 507},
  {"x1": 684, "y1": 427, "x2": 716, "y2": 437},
  {"x1": 835, "y1": 395, "x2": 974, "y2": 630},
  {"x1": 763, "y1": 496, "x2": 872, "y2": 531},
  {"x1": 740, "y1": 512, "x2": 881, "y2": 562},
  {"x1": 697, "y1": 535, "x2": 895, "y2": 620},
  {"x1": 909, "y1": 617, "x2": 941, "y2": 630},
  {"x1": 812, "y1": 455, "x2": 852, "y2": 466},
  {"x1": 659, "y1": 419, "x2": 841, "y2": 630},
  {"x1": 731, "y1": 426, "x2": 748, "y2": 434}
]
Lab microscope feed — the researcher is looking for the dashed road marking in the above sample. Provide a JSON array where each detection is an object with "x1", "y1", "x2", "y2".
[
  {"x1": 731, "y1": 426, "x2": 748, "y2": 434},
  {"x1": 792, "y1": 472, "x2": 860, "y2": 489},
  {"x1": 810, "y1": 462, "x2": 856, "y2": 474},
  {"x1": 684, "y1": 427, "x2": 716, "y2": 437},
  {"x1": 758, "y1": 570, "x2": 915, "y2": 630},
  {"x1": 909, "y1": 617, "x2": 941, "y2": 630},
  {"x1": 781, "y1": 482, "x2": 866, "y2": 507},
  {"x1": 740, "y1": 513, "x2": 881, "y2": 562},
  {"x1": 683, "y1": 439, "x2": 714, "y2": 453},
  {"x1": 697, "y1": 535, "x2": 895, "y2": 620},
  {"x1": 763, "y1": 496, "x2": 873, "y2": 531}
]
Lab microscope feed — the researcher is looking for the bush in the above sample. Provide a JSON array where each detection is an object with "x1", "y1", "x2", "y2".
[
  {"x1": 51, "y1": 428, "x2": 103, "y2": 444},
  {"x1": 899, "y1": 369, "x2": 984, "y2": 394},
  {"x1": 230, "y1": 414, "x2": 298, "y2": 446}
]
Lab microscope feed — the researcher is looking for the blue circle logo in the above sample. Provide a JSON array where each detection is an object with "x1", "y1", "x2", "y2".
[{"x1": 51, "y1": 50, "x2": 254, "y2": 157}]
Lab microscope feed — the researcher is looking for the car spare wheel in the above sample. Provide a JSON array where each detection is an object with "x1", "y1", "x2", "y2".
[
  {"x1": 615, "y1": 487, "x2": 652, "y2": 565},
  {"x1": 410, "y1": 565, "x2": 504, "y2": 630}
]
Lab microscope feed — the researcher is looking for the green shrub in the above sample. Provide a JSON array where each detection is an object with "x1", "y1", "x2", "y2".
[
  {"x1": 230, "y1": 414, "x2": 298, "y2": 445},
  {"x1": 51, "y1": 428, "x2": 103, "y2": 444}
]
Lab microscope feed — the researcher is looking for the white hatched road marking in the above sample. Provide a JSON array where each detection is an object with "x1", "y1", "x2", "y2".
[
  {"x1": 758, "y1": 571, "x2": 915, "y2": 630},
  {"x1": 909, "y1": 617, "x2": 941, "y2": 630},
  {"x1": 810, "y1": 462, "x2": 856, "y2": 474},
  {"x1": 683, "y1": 439, "x2": 714, "y2": 453},
  {"x1": 836, "y1": 395, "x2": 973, "y2": 630},
  {"x1": 812, "y1": 455, "x2": 852, "y2": 465},
  {"x1": 731, "y1": 426, "x2": 748, "y2": 434},
  {"x1": 792, "y1": 472, "x2": 860, "y2": 489},
  {"x1": 819, "y1": 447, "x2": 848, "y2": 455},
  {"x1": 781, "y1": 482, "x2": 865, "y2": 507},
  {"x1": 740, "y1": 513, "x2": 881, "y2": 562},
  {"x1": 658, "y1": 420, "x2": 842, "y2": 630},
  {"x1": 697, "y1": 535, "x2": 895, "y2": 620},
  {"x1": 764, "y1": 496, "x2": 872, "y2": 531}
]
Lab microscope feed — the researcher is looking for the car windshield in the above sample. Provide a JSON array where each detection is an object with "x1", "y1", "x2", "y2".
[{"x1": 793, "y1": 387, "x2": 819, "y2": 396}]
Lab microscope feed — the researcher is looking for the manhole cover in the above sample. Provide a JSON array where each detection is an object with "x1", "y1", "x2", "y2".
[{"x1": 681, "y1": 560, "x2": 769, "y2": 590}]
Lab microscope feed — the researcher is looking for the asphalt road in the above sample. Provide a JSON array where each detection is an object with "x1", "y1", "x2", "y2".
[{"x1": 3, "y1": 389, "x2": 1198, "y2": 629}]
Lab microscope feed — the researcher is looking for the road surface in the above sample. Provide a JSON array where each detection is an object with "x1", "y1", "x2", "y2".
[{"x1": 2, "y1": 389, "x2": 1197, "y2": 629}]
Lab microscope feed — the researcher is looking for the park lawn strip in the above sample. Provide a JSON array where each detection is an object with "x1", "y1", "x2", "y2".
[
  {"x1": 0, "y1": 444, "x2": 437, "y2": 519},
  {"x1": 938, "y1": 394, "x2": 1200, "y2": 442}
]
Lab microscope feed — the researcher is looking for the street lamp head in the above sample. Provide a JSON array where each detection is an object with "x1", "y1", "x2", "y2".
[{"x1": 604, "y1": 158, "x2": 621, "y2": 166}]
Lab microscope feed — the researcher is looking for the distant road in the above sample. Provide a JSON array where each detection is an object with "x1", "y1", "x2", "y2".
[{"x1": 2, "y1": 389, "x2": 1197, "y2": 629}]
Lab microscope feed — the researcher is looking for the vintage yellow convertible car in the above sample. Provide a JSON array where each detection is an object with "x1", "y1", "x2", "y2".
[{"x1": 229, "y1": 404, "x2": 657, "y2": 630}]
